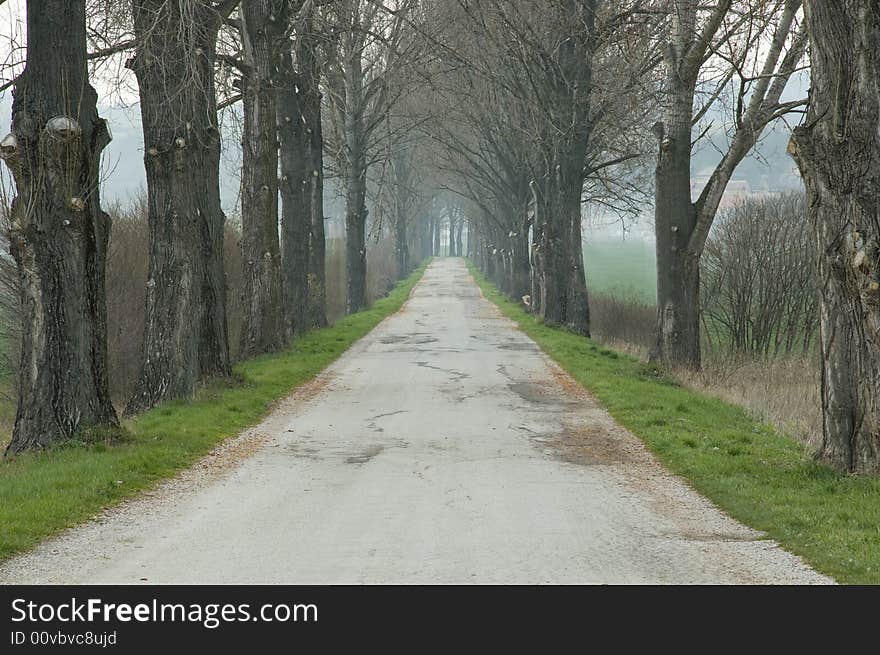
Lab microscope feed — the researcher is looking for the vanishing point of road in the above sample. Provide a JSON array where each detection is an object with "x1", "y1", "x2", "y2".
[{"x1": 0, "y1": 258, "x2": 830, "y2": 584}]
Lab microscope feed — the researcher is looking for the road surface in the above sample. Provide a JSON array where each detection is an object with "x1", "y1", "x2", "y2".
[{"x1": 0, "y1": 258, "x2": 830, "y2": 583}]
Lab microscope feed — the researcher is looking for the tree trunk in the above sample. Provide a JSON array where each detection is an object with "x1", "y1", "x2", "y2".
[
  {"x1": 276, "y1": 47, "x2": 311, "y2": 336},
  {"x1": 650, "y1": 77, "x2": 701, "y2": 368},
  {"x1": 533, "y1": 0, "x2": 596, "y2": 336},
  {"x1": 344, "y1": 161, "x2": 367, "y2": 313},
  {"x1": 238, "y1": 0, "x2": 285, "y2": 356},
  {"x1": 340, "y1": 48, "x2": 368, "y2": 315},
  {"x1": 456, "y1": 219, "x2": 464, "y2": 259},
  {"x1": 394, "y1": 207, "x2": 408, "y2": 277},
  {"x1": 448, "y1": 212, "x2": 456, "y2": 256},
  {"x1": 297, "y1": 10, "x2": 327, "y2": 329},
  {"x1": 3, "y1": 0, "x2": 118, "y2": 454},
  {"x1": 125, "y1": 1, "x2": 231, "y2": 415},
  {"x1": 565, "y1": 181, "x2": 590, "y2": 336},
  {"x1": 537, "y1": 172, "x2": 569, "y2": 327},
  {"x1": 433, "y1": 217, "x2": 441, "y2": 257},
  {"x1": 790, "y1": 0, "x2": 880, "y2": 474}
]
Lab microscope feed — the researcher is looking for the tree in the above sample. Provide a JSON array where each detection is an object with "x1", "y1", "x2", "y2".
[
  {"x1": 276, "y1": 1, "x2": 328, "y2": 334},
  {"x1": 425, "y1": 1, "x2": 657, "y2": 324},
  {"x1": 651, "y1": 0, "x2": 806, "y2": 368},
  {"x1": 125, "y1": 0, "x2": 237, "y2": 415},
  {"x1": 298, "y1": 6, "x2": 329, "y2": 329},
  {"x1": 789, "y1": 1, "x2": 880, "y2": 474},
  {"x1": 237, "y1": 0, "x2": 288, "y2": 355},
  {"x1": 323, "y1": 0, "x2": 421, "y2": 313},
  {"x1": 1, "y1": 0, "x2": 119, "y2": 454},
  {"x1": 701, "y1": 193, "x2": 816, "y2": 356}
]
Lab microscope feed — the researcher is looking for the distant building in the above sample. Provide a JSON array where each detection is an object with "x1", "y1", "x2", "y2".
[{"x1": 690, "y1": 174, "x2": 780, "y2": 210}]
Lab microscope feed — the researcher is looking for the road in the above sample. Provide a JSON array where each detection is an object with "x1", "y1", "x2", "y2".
[{"x1": 0, "y1": 258, "x2": 830, "y2": 583}]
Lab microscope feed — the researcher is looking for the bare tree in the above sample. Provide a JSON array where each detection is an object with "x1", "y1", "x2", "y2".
[
  {"x1": 651, "y1": 0, "x2": 807, "y2": 368},
  {"x1": 298, "y1": 4, "x2": 329, "y2": 329},
  {"x1": 124, "y1": 0, "x2": 238, "y2": 415},
  {"x1": 424, "y1": 1, "x2": 659, "y2": 323},
  {"x1": 701, "y1": 193, "x2": 816, "y2": 357},
  {"x1": 322, "y1": 0, "x2": 421, "y2": 313},
  {"x1": 276, "y1": 1, "x2": 329, "y2": 334},
  {"x1": 1, "y1": 0, "x2": 119, "y2": 454},
  {"x1": 789, "y1": 1, "x2": 880, "y2": 474},
  {"x1": 236, "y1": 0, "x2": 288, "y2": 355}
]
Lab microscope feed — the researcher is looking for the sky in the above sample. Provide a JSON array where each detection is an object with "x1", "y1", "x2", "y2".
[{"x1": 0, "y1": 0, "x2": 807, "y2": 232}]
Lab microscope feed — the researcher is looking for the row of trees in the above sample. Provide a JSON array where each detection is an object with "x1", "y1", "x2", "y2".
[
  {"x1": 1, "y1": 0, "x2": 879, "y2": 475},
  {"x1": 450, "y1": 0, "x2": 878, "y2": 475},
  {"x1": 0, "y1": 0, "x2": 441, "y2": 455}
]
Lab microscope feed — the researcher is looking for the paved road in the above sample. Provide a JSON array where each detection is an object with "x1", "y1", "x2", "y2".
[{"x1": 0, "y1": 258, "x2": 830, "y2": 583}]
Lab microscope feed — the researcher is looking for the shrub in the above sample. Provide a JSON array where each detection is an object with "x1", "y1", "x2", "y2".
[
  {"x1": 589, "y1": 292, "x2": 655, "y2": 352},
  {"x1": 701, "y1": 192, "x2": 817, "y2": 357}
]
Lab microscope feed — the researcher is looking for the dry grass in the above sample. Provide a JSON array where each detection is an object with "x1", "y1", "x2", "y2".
[
  {"x1": 589, "y1": 292, "x2": 655, "y2": 351},
  {"x1": 595, "y1": 334, "x2": 821, "y2": 448},
  {"x1": 672, "y1": 354, "x2": 821, "y2": 449},
  {"x1": 589, "y1": 290, "x2": 821, "y2": 448},
  {"x1": 325, "y1": 235, "x2": 402, "y2": 324}
]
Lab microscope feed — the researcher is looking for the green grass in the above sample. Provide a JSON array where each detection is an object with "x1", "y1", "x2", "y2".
[
  {"x1": 584, "y1": 237, "x2": 656, "y2": 304},
  {"x1": 469, "y1": 262, "x2": 880, "y2": 584},
  {"x1": 0, "y1": 262, "x2": 427, "y2": 562}
]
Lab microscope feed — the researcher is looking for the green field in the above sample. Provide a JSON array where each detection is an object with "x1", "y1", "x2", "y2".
[{"x1": 583, "y1": 238, "x2": 656, "y2": 303}]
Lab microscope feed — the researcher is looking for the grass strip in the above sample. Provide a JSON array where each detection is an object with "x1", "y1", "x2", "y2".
[
  {"x1": 469, "y1": 261, "x2": 880, "y2": 584},
  {"x1": 0, "y1": 263, "x2": 427, "y2": 562}
]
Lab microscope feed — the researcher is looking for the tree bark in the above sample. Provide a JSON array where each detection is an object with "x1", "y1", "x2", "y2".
[
  {"x1": 790, "y1": 0, "x2": 880, "y2": 474},
  {"x1": 344, "y1": 159, "x2": 367, "y2": 313},
  {"x1": 566, "y1": 188, "x2": 590, "y2": 336},
  {"x1": 650, "y1": 82, "x2": 701, "y2": 368},
  {"x1": 531, "y1": 0, "x2": 595, "y2": 337},
  {"x1": 536, "y1": 172, "x2": 569, "y2": 328},
  {"x1": 276, "y1": 46, "x2": 311, "y2": 336},
  {"x1": 3, "y1": 0, "x2": 118, "y2": 454},
  {"x1": 125, "y1": 0, "x2": 231, "y2": 415},
  {"x1": 296, "y1": 9, "x2": 327, "y2": 329},
  {"x1": 650, "y1": 0, "x2": 805, "y2": 369},
  {"x1": 238, "y1": 0, "x2": 286, "y2": 356}
]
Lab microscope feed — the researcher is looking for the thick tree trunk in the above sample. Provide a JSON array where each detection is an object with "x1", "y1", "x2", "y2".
[
  {"x1": 532, "y1": 1, "x2": 595, "y2": 336},
  {"x1": 456, "y1": 219, "x2": 464, "y2": 259},
  {"x1": 566, "y1": 189, "x2": 590, "y2": 336},
  {"x1": 650, "y1": 79, "x2": 701, "y2": 368},
  {"x1": 537, "y1": 173, "x2": 569, "y2": 327},
  {"x1": 125, "y1": 1, "x2": 230, "y2": 415},
  {"x1": 238, "y1": 0, "x2": 285, "y2": 356},
  {"x1": 344, "y1": 162, "x2": 367, "y2": 313},
  {"x1": 510, "y1": 222, "x2": 531, "y2": 302},
  {"x1": 339, "y1": 49, "x2": 368, "y2": 315},
  {"x1": 790, "y1": 0, "x2": 880, "y2": 474},
  {"x1": 276, "y1": 50, "x2": 311, "y2": 336},
  {"x1": 297, "y1": 11, "x2": 327, "y2": 329},
  {"x1": 3, "y1": 0, "x2": 118, "y2": 454}
]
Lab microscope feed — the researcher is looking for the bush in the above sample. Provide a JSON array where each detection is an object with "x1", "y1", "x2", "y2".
[
  {"x1": 589, "y1": 292, "x2": 655, "y2": 352},
  {"x1": 701, "y1": 192, "x2": 817, "y2": 357}
]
